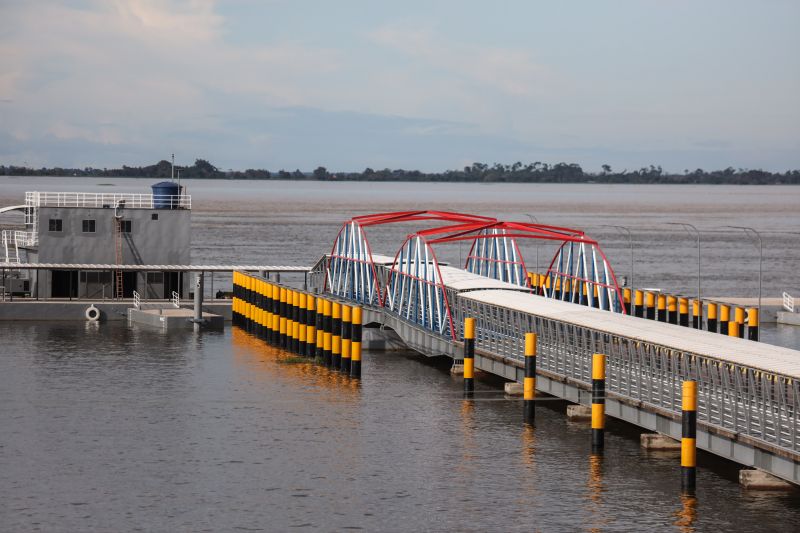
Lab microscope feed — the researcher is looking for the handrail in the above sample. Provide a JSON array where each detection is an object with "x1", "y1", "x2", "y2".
[
  {"x1": 25, "y1": 191, "x2": 191, "y2": 209},
  {"x1": 784, "y1": 291, "x2": 796, "y2": 313},
  {"x1": 171, "y1": 291, "x2": 180, "y2": 308},
  {"x1": 133, "y1": 290, "x2": 140, "y2": 309}
]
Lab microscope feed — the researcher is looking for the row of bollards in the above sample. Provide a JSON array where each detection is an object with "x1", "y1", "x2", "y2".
[
  {"x1": 526, "y1": 273, "x2": 760, "y2": 342},
  {"x1": 231, "y1": 271, "x2": 362, "y2": 378},
  {"x1": 461, "y1": 316, "x2": 698, "y2": 492},
  {"x1": 629, "y1": 288, "x2": 759, "y2": 342}
]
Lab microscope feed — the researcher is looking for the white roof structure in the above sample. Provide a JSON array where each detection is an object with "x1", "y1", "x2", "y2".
[
  {"x1": 462, "y1": 289, "x2": 800, "y2": 378},
  {"x1": 439, "y1": 265, "x2": 529, "y2": 292}
]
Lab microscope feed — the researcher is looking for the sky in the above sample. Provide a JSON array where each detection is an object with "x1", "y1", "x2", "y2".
[{"x1": 1, "y1": 0, "x2": 798, "y2": 172}]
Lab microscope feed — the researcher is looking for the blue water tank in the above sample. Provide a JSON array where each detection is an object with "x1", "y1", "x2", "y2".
[{"x1": 151, "y1": 181, "x2": 181, "y2": 209}]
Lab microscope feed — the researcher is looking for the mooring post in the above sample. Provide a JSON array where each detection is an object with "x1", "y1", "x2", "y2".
[
  {"x1": 623, "y1": 288, "x2": 631, "y2": 315},
  {"x1": 306, "y1": 295, "x2": 316, "y2": 357},
  {"x1": 634, "y1": 289, "x2": 644, "y2": 318},
  {"x1": 291, "y1": 290, "x2": 300, "y2": 354},
  {"x1": 331, "y1": 302, "x2": 342, "y2": 370},
  {"x1": 298, "y1": 292, "x2": 307, "y2": 355},
  {"x1": 657, "y1": 294, "x2": 667, "y2": 322},
  {"x1": 323, "y1": 298, "x2": 332, "y2": 367},
  {"x1": 679, "y1": 297, "x2": 689, "y2": 327},
  {"x1": 341, "y1": 304, "x2": 352, "y2": 374},
  {"x1": 734, "y1": 307, "x2": 746, "y2": 339},
  {"x1": 592, "y1": 353, "x2": 606, "y2": 451},
  {"x1": 351, "y1": 307, "x2": 363, "y2": 378},
  {"x1": 692, "y1": 299, "x2": 702, "y2": 329},
  {"x1": 720, "y1": 304, "x2": 730, "y2": 335},
  {"x1": 707, "y1": 302, "x2": 717, "y2": 333},
  {"x1": 748, "y1": 308, "x2": 759, "y2": 341},
  {"x1": 524, "y1": 333, "x2": 537, "y2": 421},
  {"x1": 464, "y1": 317, "x2": 476, "y2": 395},
  {"x1": 646, "y1": 292, "x2": 656, "y2": 320},
  {"x1": 315, "y1": 297, "x2": 324, "y2": 361},
  {"x1": 728, "y1": 320, "x2": 739, "y2": 338},
  {"x1": 279, "y1": 287, "x2": 288, "y2": 348},
  {"x1": 667, "y1": 295, "x2": 678, "y2": 325},
  {"x1": 681, "y1": 380, "x2": 697, "y2": 492}
]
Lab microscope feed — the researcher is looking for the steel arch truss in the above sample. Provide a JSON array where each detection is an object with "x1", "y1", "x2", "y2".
[
  {"x1": 465, "y1": 228, "x2": 528, "y2": 286},
  {"x1": 385, "y1": 235, "x2": 455, "y2": 339},
  {"x1": 543, "y1": 240, "x2": 624, "y2": 312},
  {"x1": 328, "y1": 220, "x2": 383, "y2": 306}
]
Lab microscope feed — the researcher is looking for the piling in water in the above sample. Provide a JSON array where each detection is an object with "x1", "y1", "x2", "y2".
[
  {"x1": 306, "y1": 295, "x2": 316, "y2": 357},
  {"x1": 332, "y1": 302, "x2": 342, "y2": 370},
  {"x1": 341, "y1": 304, "x2": 352, "y2": 374},
  {"x1": 707, "y1": 302, "x2": 717, "y2": 333},
  {"x1": 634, "y1": 290, "x2": 644, "y2": 318},
  {"x1": 524, "y1": 333, "x2": 537, "y2": 421},
  {"x1": 735, "y1": 307, "x2": 746, "y2": 339},
  {"x1": 646, "y1": 292, "x2": 656, "y2": 320},
  {"x1": 351, "y1": 307, "x2": 362, "y2": 378},
  {"x1": 668, "y1": 295, "x2": 678, "y2": 325},
  {"x1": 315, "y1": 297, "x2": 324, "y2": 360},
  {"x1": 692, "y1": 299, "x2": 702, "y2": 329},
  {"x1": 464, "y1": 318, "x2": 476, "y2": 395},
  {"x1": 323, "y1": 298, "x2": 332, "y2": 366},
  {"x1": 719, "y1": 305, "x2": 730, "y2": 336},
  {"x1": 679, "y1": 297, "x2": 689, "y2": 327},
  {"x1": 681, "y1": 381, "x2": 697, "y2": 491},
  {"x1": 592, "y1": 353, "x2": 606, "y2": 451},
  {"x1": 657, "y1": 294, "x2": 667, "y2": 322},
  {"x1": 748, "y1": 308, "x2": 759, "y2": 342}
]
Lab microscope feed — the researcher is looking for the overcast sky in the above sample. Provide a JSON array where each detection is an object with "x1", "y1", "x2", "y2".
[{"x1": 1, "y1": 0, "x2": 798, "y2": 172}]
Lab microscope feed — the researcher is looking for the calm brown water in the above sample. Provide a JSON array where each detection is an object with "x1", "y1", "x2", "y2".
[{"x1": 1, "y1": 178, "x2": 799, "y2": 531}]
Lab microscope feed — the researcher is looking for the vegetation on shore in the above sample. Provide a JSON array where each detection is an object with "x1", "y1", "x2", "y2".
[{"x1": 2, "y1": 159, "x2": 798, "y2": 184}]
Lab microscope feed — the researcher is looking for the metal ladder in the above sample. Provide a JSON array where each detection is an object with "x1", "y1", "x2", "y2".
[{"x1": 114, "y1": 217, "x2": 124, "y2": 299}]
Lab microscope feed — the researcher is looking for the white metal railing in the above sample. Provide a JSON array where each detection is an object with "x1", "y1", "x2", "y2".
[
  {"x1": 133, "y1": 290, "x2": 141, "y2": 309},
  {"x1": 784, "y1": 292, "x2": 796, "y2": 313},
  {"x1": 1, "y1": 230, "x2": 37, "y2": 262},
  {"x1": 171, "y1": 291, "x2": 180, "y2": 308},
  {"x1": 25, "y1": 191, "x2": 191, "y2": 209}
]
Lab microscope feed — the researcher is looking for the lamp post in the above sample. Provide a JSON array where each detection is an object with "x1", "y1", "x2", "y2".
[
  {"x1": 525, "y1": 214, "x2": 540, "y2": 272},
  {"x1": 724, "y1": 226, "x2": 763, "y2": 316},
  {"x1": 599, "y1": 224, "x2": 634, "y2": 288},
  {"x1": 666, "y1": 222, "x2": 701, "y2": 303}
]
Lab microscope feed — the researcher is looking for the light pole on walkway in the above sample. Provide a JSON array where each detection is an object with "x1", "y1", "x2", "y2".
[
  {"x1": 667, "y1": 222, "x2": 701, "y2": 303},
  {"x1": 599, "y1": 224, "x2": 634, "y2": 288},
  {"x1": 525, "y1": 214, "x2": 540, "y2": 273},
  {"x1": 724, "y1": 226, "x2": 763, "y2": 316}
]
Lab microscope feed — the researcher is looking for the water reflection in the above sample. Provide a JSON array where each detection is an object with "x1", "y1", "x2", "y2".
[
  {"x1": 673, "y1": 493, "x2": 698, "y2": 532},
  {"x1": 586, "y1": 453, "x2": 608, "y2": 532}
]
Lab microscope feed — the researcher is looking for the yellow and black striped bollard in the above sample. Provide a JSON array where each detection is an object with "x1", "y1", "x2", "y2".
[
  {"x1": 748, "y1": 308, "x2": 759, "y2": 341},
  {"x1": 524, "y1": 333, "x2": 536, "y2": 421},
  {"x1": 667, "y1": 295, "x2": 678, "y2": 325},
  {"x1": 323, "y1": 299, "x2": 332, "y2": 366},
  {"x1": 719, "y1": 304, "x2": 730, "y2": 336},
  {"x1": 706, "y1": 302, "x2": 717, "y2": 333},
  {"x1": 279, "y1": 287, "x2": 288, "y2": 348},
  {"x1": 341, "y1": 304, "x2": 352, "y2": 374},
  {"x1": 298, "y1": 292, "x2": 307, "y2": 356},
  {"x1": 681, "y1": 380, "x2": 697, "y2": 491},
  {"x1": 464, "y1": 318, "x2": 476, "y2": 395},
  {"x1": 734, "y1": 307, "x2": 745, "y2": 339},
  {"x1": 351, "y1": 307, "x2": 362, "y2": 378},
  {"x1": 592, "y1": 353, "x2": 606, "y2": 451},
  {"x1": 679, "y1": 297, "x2": 689, "y2": 327},
  {"x1": 292, "y1": 290, "x2": 301, "y2": 354},
  {"x1": 271, "y1": 284, "x2": 280, "y2": 346},
  {"x1": 728, "y1": 319, "x2": 739, "y2": 338},
  {"x1": 657, "y1": 294, "x2": 667, "y2": 323},
  {"x1": 315, "y1": 297, "x2": 324, "y2": 360},
  {"x1": 646, "y1": 292, "x2": 656, "y2": 320},
  {"x1": 331, "y1": 302, "x2": 342, "y2": 370},
  {"x1": 634, "y1": 289, "x2": 644, "y2": 318},
  {"x1": 306, "y1": 295, "x2": 316, "y2": 357},
  {"x1": 623, "y1": 288, "x2": 631, "y2": 315},
  {"x1": 692, "y1": 300, "x2": 702, "y2": 329}
]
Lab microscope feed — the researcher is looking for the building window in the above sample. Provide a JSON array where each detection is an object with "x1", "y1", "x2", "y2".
[
  {"x1": 151, "y1": 213, "x2": 159, "y2": 221},
  {"x1": 48, "y1": 219, "x2": 62, "y2": 232},
  {"x1": 82, "y1": 219, "x2": 96, "y2": 233},
  {"x1": 120, "y1": 220, "x2": 132, "y2": 233}
]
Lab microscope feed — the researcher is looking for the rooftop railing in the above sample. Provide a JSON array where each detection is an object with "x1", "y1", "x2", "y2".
[{"x1": 25, "y1": 191, "x2": 191, "y2": 209}]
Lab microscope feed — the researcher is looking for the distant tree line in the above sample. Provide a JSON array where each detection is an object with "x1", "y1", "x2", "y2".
[{"x1": 2, "y1": 159, "x2": 799, "y2": 185}]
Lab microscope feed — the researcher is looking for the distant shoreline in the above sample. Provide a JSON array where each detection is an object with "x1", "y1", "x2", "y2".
[{"x1": 3, "y1": 158, "x2": 798, "y2": 185}]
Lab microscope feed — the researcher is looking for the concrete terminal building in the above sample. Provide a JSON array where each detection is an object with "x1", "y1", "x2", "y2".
[{"x1": 1, "y1": 182, "x2": 191, "y2": 299}]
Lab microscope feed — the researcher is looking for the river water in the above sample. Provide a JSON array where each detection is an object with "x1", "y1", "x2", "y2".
[{"x1": 1, "y1": 178, "x2": 799, "y2": 531}]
